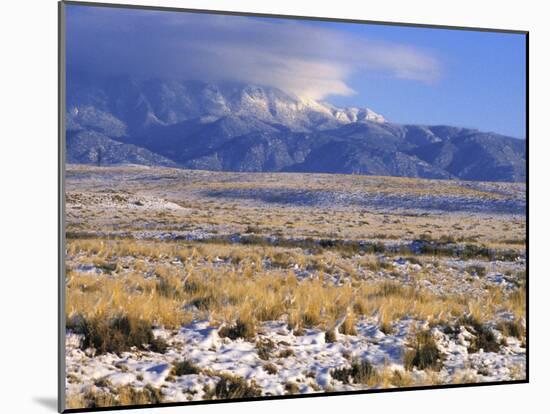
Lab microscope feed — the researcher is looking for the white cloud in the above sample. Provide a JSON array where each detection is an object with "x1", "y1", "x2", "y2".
[{"x1": 67, "y1": 6, "x2": 441, "y2": 99}]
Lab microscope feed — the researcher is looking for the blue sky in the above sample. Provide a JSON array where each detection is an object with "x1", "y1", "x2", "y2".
[
  {"x1": 324, "y1": 23, "x2": 526, "y2": 138},
  {"x1": 67, "y1": 5, "x2": 526, "y2": 138}
]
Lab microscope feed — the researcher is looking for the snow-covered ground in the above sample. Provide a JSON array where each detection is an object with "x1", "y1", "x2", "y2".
[
  {"x1": 64, "y1": 166, "x2": 526, "y2": 407},
  {"x1": 66, "y1": 316, "x2": 525, "y2": 402}
]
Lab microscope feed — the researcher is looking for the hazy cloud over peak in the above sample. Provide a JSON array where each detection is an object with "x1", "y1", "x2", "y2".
[{"x1": 67, "y1": 6, "x2": 441, "y2": 100}]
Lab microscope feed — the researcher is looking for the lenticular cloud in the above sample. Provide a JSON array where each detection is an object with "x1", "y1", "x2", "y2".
[{"x1": 67, "y1": 7, "x2": 441, "y2": 99}]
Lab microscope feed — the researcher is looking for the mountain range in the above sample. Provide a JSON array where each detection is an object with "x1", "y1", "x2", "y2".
[{"x1": 66, "y1": 75, "x2": 526, "y2": 182}]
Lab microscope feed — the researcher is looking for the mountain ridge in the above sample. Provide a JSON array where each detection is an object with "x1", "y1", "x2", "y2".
[{"x1": 66, "y1": 75, "x2": 526, "y2": 182}]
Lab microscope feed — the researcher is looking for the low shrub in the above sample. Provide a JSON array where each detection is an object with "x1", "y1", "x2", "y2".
[
  {"x1": 325, "y1": 329, "x2": 338, "y2": 343},
  {"x1": 404, "y1": 331, "x2": 443, "y2": 371},
  {"x1": 380, "y1": 321, "x2": 394, "y2": 335},
  {"x1": 339, "y1": 316, "x2": 357, "y2": 336},
  {"x1": 460, "y1": 316, "x2": 500, "y2": 353},
  {"x1": 256, "y1": 338, "x2": 276, "y2": 360},
  {"x1": 75, "y1": 384, "x2": 163, "y2": 408},
  {"x1": 117, "y1": 384, "x2": 163, "y2": 406},
  {"x1": 78, "y1": 315, "x2": 155, "y2": 355},
  {"x1": 497, "y1": 319, "x2": 525, "y2": 339},
  {"x1": 80, "y1": 390, "x2": 118, "y2": 408},
  {"x1": 278, "y1": 349, "x2": 295, "y2": 358},
  {"x1": 219, "y1": 318, "x2": 256, "y2": 341},
  {"x1": 331, "y1": 359, "x2": 377, "y2": 384},
  {"x1": 172, "y1": 359, "x2": 201, "y2": 376},
  {"x1": 263, "y1": 363, "x2": 278, "y2": 375},
  {"x1": 284, "y1": 382, "x2": 300, "y2": 394},
  {"x1": 149, "y1": 337, "x2": 168, "y2": 354},
  {"x1": 390, "y1": 370, "x2": 414, "y2": 387},
  {"x1": 209, "y1": 374, "x2": 262, "y2": 399},
  {"x1": 190, "y1": 296, "x2": 216, "y2": 311}
]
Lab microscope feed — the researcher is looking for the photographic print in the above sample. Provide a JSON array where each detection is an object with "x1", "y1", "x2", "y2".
[{"x1": 60, "y1": 2, "x2": 527, "y2": 411}]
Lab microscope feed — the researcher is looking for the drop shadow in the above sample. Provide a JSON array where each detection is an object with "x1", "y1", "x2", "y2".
[{"x1": 33, "y1": 397, "x2": 58, "y2": 412}]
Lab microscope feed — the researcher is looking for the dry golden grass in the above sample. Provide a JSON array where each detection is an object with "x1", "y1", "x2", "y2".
[
  {"x1": 64, "y1": 166, "x2": 526, "y2": 404},
  {"x1": 66, "y1": 238, "x2": 524, "y2": 334},
  {"x1": 67, "y1": 203, "x2": 525, "y2": 249},
  {"x1": 66, "y1": 384, "x2": 163, "y2": 409},
  {"x1": 66, "y1": 393, "x2": 87, "y2": 410},
  {"x1": 376, "y1": 367, "x2": 415, "y2": 388},
  {"x1": 66, "y1": 271, "x2": 191, "y2": 330}
]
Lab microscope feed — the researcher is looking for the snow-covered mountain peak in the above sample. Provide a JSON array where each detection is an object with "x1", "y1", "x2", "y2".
[
  {"x1": 68, "y1": 76, "x2": 386, "y2": 133},
  {"x1": 66, "y1": 76, "x2": 525, "y2": 182}
]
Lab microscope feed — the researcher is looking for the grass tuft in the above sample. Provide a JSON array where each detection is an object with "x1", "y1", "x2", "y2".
[
  {"x1": 207, "y1": 374, "x2": 262, "y2": 399},
  {"x1": 219, "y1": 318, "x2": 256, "y2": 341},
  {"x1": 256, "y1": 338, "x2": 276, "y2": 360},
  {"x1": 331, "y1": 359, "x2": 377, "y2": 385},
  {"x1": 497, "y1": 319, "x2": 525, "y2": 339},
  {"x1": 77, "y1": 315, "x2": 155, "y2": 355},
  {"x1": 460, "y1": 316, "x2": 500, "y2": 353},
  {"x1": 172, "y1": 359, "x2": 201, "y2": 376},
  {"x1": 404, "y1": 331, "x2": 443, "y2": 371}
]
